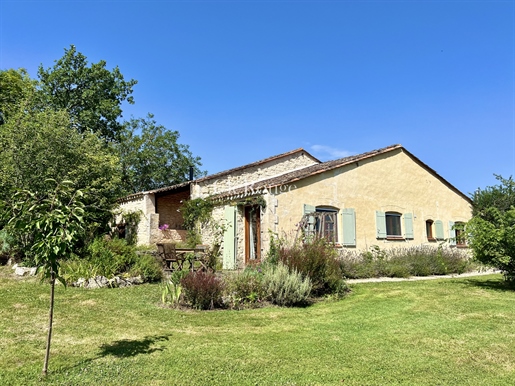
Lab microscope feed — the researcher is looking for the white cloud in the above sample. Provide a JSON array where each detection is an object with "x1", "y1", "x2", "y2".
[{"x1": 310, "y1": 145, "x2": 353, "y2": 160}]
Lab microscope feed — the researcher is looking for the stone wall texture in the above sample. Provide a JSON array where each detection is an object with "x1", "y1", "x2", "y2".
[
  {"x1": 191, "y1": 151, "x2": 318, "y2": 199},
  {"x1": 116, "y1": 194, "x2": 155, "y2": 246}
]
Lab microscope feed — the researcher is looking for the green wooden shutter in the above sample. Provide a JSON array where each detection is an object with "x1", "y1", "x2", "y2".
[
  {"x1": 448, "y1": 221, "x2": 456, "y2": 246},
  {"x1": 303, "y1": 204, "x2": 316, "y2": 234},
  {"x1": 341, "y1": 208, "x2": 356, "y2": 246},
  {"x1": 435, "y1": 220, "x2": 444, "y2": 240},
  {"x1": 403, "y1": 213, "x2": 414, "y2": 239},
  {"x1": 223, "y1": 206, "x2": 237, "y2": 270},
  {"x1": 376, "y1": 211, "x2": 386, "y2": 239}
]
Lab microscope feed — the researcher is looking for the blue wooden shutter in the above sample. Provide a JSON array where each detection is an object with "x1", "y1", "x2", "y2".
[
  {"x1": 403, "y1": 213, "x2": 414, "y2": 239},
  {"x1": 376, "y1": 211, "x2": 386, "y2": 239},
  {"x1": 303, "y1": 204, "x2": 316, "y2": 234},
  {"x1": 341, "y1": 208, "x2": 356, "y2": 246},
  {"x1": 435, "y1": 220, "x2": 444, "y2": 240},
  {"x1": 223, "y1": 206, "x2": 237, "y2": 269},
  {"x1": 448, "y1": 221, "x2": 456, "y2": 246}
]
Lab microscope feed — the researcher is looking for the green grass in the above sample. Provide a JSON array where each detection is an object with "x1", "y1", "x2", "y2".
[{"x1": 1, "y1": 266, "x2": 515, "y2": 385}]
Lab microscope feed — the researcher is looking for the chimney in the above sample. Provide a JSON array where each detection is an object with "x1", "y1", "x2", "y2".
[{"x1": 189, "y1": 166, "x2": 194, "y2": 181}]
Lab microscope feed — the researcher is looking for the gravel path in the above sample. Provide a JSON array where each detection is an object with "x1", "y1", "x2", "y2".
[{"x1": 346, "y1": 269, "x2": 501, "y2": 284}]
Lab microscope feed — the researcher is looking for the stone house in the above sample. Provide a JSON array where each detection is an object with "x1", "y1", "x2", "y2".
[{"x1": 117, "y1": 144, "x2": 472, "y2": 270}]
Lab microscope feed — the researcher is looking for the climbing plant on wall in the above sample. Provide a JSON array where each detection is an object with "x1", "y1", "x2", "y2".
[
  {"x1": 115, "y1": 210, "x2": 142, "y2": 245},
  {"x1": 181, "y1": 198, "x2": 214, "y2": 247}
]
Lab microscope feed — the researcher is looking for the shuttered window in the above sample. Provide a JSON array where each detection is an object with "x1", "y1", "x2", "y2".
[
  {"x1": 302, "y1": 204, "x2": 339, "y2": 243},
  {"x1": 376, "y1": 211, "x2": 414, "y2": 240},
  {"x1": 223, "y1": 206, "x2": 237, "y2": 270},
  {"x1": 303, "y1": 204, "x2": 316, "y2": 235},
  {"x1": 376, "y1": 211, "x2": 387, "y2": 239},
  {"x1": 403, "y1": 213, "x2": 414, "y2": 239},
  {"x1": 434, "y1": 220, "x2": 444, "y2": 240},
  {"x1": 341, "y1": 208, "x2": 356, "y2": 246},
  {"x1": 448, "y1": 221, "x2": 456, "y2": 246}
]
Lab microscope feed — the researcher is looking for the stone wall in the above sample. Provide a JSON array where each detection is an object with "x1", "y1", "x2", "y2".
[
  {"x1": 116, "y1": 193, "x2": 156, "y2": 246},
  {"x1": 191, "y1": 151, "x2": 318, "y2": 199}
]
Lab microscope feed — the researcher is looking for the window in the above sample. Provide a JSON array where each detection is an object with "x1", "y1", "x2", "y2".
[
  {"x1": 341, "y1": 208, "x2": 356, "y2": 247},
  {"x1": 376, "y1": 211, "x2": 413, "y2": 240},
  {"x1": 453, "y1": 221, "x2": 466, "y2": 247},
  {"x1": 386, "y1": 212, "x2": 402, "y2": 238},
  {"x1": 434, "y1": 220, "x2": 444, "y2": 240},
  {"x1": 302, "y1": 204, "x2": 338, "y2": 243},
  {"x1": 302, "y1": 205, "x2": 356, "y2": 245},
  {"x1": 316, "y1": 207, "x2": 338, "y2": 242},
  {"x1": 426, "y1": 220, "x2": 436, "y2": 241}
]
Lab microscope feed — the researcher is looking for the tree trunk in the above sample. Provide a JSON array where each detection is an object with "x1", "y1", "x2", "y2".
[{"x1": 42, "y1": 270, "x2": 55, "y2": 376}]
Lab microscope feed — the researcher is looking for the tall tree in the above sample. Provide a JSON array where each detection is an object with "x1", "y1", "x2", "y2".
[
  {"x1": 0, "y1": 68, "x2": 36, "y2": 124},
  {"x1": 468, "y1": 175, "x2": 515, "y2": 285},
  {"x1": 37, "y1": 45, "x2": 137, "y2": 142},
  {"x1": 119, "y1": 114, "x2": 204, "y2": 194},
  {"x1": 0, "y1": 88, "x2": 121, "y2": 240}
]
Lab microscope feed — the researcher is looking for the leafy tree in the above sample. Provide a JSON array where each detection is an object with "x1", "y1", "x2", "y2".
[
  {"x1": 472, "y1": 175, "x2": 515, "y2": 220},
  {"x1": 118, "y1": 114, "x2": 204, "y2": 194},
  {"x1": 468, "y1": 175, "x2": 515, "y2": 285},
  {"x1": 0, "y1": 68, "x2": 36, "y2": 124},
  {"x1": 0, "y1": 89, "x2": 121, "y2": 242},
  {"x1": 7, "y1": 180, "x2": 86, "y2": 375},
  {"x1": 1, "y1": 47, "x2": 204, "y2": 260},
  {"x1": 37, "y1": 45, "x2": 137, "y2": 142}
]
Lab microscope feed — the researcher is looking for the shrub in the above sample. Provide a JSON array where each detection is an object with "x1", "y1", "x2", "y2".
[
  {"x1": 262, "y1": 262, "x2": 312, "y2": 307},
  {"x1": 181, "y1": 271, "x2": 225, "y2": 310},
  {"x1": 223, "y1": 266, "x2": 267, "y2": 309},
  {"x1": 59, "y1": 255, "x2": 93, "y2": 284},
  {"x1": 0, "y1": 229, "x2": 20, "y2": 263},
  {"x1": 278, "y1": 237, "x2": 346, "y2": 296},
  {"x1": 266, "y1": 232, "x2": 282, "y2": 266},
  {"x1": 86, "y1": 237, "x2": 121, "y2": 278},
  {"x1": 339, "y1": 246, "x2": 472, "y2": 279},
  {"x1": 129, "y1": 253, "x2": 162, "y2": 281},
  {"x1": 60, "y1": 237, "x2": 162, "y2": 284}
]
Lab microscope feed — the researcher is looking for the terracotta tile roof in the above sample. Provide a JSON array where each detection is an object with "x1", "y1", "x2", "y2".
[
  {"x1": 119, "y1": 144, "x2": 471, "y2": 205},
  {"x1": 212, "y1": 144, "x2": 471, "y2": 204},
  {"x1": 194, "y1": 147, "x2": 320, "y2": 183},
  {"x1": 211, "y1": 144, "x2": 400, "y2": 199},
  {"x1": 117, "y1": 180, "x2": 191, "y2": 202},
  {"x1": 118, "y1": 148, "x2": 320, "y2": 202}
]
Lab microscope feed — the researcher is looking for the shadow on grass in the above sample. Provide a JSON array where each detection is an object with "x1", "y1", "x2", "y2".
[
  {"x1": 55, "y1": 334, "x2": 172, "y2": 375},
  {"x1": 461, "y1": 276, "x2": 515, "y2": 292},
  {"x1": 98, "y1": 334, "x2": 170, "y2": 358}
]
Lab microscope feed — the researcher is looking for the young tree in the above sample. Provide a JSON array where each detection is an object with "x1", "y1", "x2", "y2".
[
  {"x1": 118, "y1": 114, "x2": 205, "y2": 194},
  {"x1": 468, "y1": 176, "x2": 515, "y2": 285},
  {"x1": 7, "y1": 180, "x2": 86, "y2": 375},
  {"x1": 37, "y1": 45, "x2": 137, "y2": 142}
]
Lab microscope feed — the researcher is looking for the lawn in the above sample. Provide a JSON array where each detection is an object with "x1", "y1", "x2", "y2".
[{"x1": 1, "y1": 266, "x2": 514, "y2": 385}]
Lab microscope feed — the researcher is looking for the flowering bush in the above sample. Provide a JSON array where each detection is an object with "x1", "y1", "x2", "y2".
[{"x1": 159, "y1": 223, "x2": 169, "y2": 231}]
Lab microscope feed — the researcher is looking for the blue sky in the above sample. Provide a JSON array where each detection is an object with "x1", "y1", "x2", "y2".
[{"x1": 1, "y1": 1, "x2": 513, "y2": 197}]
